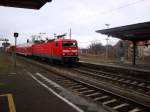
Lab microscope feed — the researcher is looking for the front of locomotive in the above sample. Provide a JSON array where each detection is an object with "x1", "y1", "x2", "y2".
[{"x1": 61, "y1": 39, "x2": 79, "y2": 63}]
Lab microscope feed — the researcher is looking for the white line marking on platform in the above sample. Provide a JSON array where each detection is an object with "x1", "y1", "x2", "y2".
[{"x1": 27, "y1": 72, "x2": 84, "y2": 112}]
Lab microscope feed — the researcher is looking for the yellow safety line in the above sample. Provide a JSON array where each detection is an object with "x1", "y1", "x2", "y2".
[
  {"x1": 0, "y1": 94, "x2": 16, "y2": 112},
  {"x1": 7, "y1": 94, "x2": 16, "y2": 112}
]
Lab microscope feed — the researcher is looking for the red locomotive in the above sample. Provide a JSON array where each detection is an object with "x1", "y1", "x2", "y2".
[{"x1": 16, "y1": 34, "x2": 79, "y2": 63}]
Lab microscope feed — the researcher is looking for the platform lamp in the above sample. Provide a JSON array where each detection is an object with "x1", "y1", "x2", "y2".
[{"x1": 14, "y1": 32, "x2": 19, "y2": 67}]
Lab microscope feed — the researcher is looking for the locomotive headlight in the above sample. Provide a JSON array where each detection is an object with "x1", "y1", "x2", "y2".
[
  {"x1": 75, "y1": 52, "x2": 78, "y2": 55},
  {"x1": 63, "y1": 50, "x2": 70, "y2": 52},
  {"x1": 62, "y1": 53, "x2": 66, "y2": 55},
  {"x1": 71, "y1": 50, "x2": 77, "y2": 52}
]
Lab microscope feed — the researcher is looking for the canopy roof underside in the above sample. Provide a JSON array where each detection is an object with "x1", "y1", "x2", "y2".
[
  {"x1": 0, "y1": 0, "x2": 52, "y2": 9},
  {"x1": 96, "y1": 21, "x2": 150, "y2": 42}
]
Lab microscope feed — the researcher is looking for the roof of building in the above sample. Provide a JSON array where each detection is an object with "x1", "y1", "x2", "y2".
[
  {"x1": 0, "y1": 0, "x2": 52, "y2": 9},
  {"x1": 96, "y1": 21, "x2": 150, "y2": 42}
]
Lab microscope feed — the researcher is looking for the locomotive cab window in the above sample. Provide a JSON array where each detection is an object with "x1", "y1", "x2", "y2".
[{"x1": 62, "y1": 42, "x2": 77, "y2": 47}]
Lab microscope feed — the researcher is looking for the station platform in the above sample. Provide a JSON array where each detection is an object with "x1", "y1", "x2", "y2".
[
  {"x1": 0, "y1": 52, "x2": 79, "y2": 112},
  {"x1": 79, "y1": 56, "x2": 150, "y2": 72}
]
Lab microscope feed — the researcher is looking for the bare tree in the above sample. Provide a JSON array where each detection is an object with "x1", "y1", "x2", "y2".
[{"x1": 88, "y1": 42, "x2": 105, "y2": 55}]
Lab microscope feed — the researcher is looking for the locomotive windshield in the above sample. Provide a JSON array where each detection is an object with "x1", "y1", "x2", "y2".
[{"x1": 62, "y1": 42, "x2": 77, "y2": 47}]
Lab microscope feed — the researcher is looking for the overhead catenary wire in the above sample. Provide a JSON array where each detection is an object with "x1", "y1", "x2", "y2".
[
  {"x1": 99, "y1": 0, "x2": 146, "y2": 15},
  {"x1": 0, "y1": 0, "x2": 147, "y2": 47},
  {"x1": 78, "y1": 39, "x2": 119, "y2": 43}
]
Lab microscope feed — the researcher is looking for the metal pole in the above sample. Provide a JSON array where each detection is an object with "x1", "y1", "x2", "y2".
[
  {"x1": 69, "y1": 28, "x2": 72, "y2": 39},
  {"x1": 132, "y1": 41, "x2": 136, "y2": 65},
  {"x1": 13, "y1": 32, "x2": 18, "y2": 68},
  {"x1": 106, "y1": 37, "x2": 109, "y2": 59},
  {"x1": 105, "y1": 24, "x2": 110, "y2": 59},
  {"x1": 14, "y1": 37, "x2": 17, "y2": 67}
]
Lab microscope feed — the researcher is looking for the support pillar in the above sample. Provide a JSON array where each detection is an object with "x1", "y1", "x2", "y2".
[{"x1": 132, "y1": 41, "x2": 136, "y2": 65}]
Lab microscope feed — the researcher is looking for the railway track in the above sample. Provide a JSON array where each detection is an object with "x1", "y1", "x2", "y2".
[
  {"x1": 72, "y1": 64, "x2": 150, "y2": 96},
  {"x1": 54, "y1": 74, "x2": 150, "y2": 112},
  {"x1": 17, "y1": 56, "x2": 150, "y2": 112}
]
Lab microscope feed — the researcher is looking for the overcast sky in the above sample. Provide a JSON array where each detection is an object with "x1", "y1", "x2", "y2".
[{"x1": 0, "y1": 0, "x2": 150, "y2": 48}]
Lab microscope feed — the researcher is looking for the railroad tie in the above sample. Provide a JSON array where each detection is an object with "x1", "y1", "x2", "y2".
[
  {"x1": 79, "y1": 90, "x2": 95, "y2": 94},
  {"x1": 102, "y1": 99, "x2": 117, "y2": 105},
  {"x1": 128, "y1": 108, "x2": 141, "y2": 112},
  {"x1": 93, "y1": 95, "x2": 109, "y2": 101},
  {"x1": 68, "y1": 83, "x2": 79, "y2": 86},
  {"x1": 113, "y1": 103, "x2": 129, "y2": 110},
  {"x1": 69, "y1": 85, "x2": 83, "y2": 89},
  {"x1": 86, "y1": 92, "x2": 100, "y2": 97},
  {"x1": 73, "y1": 87, "x2": 87, "y2": 91}
]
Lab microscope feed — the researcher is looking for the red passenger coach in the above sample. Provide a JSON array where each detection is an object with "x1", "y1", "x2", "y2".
[
  {"x1": 16, "y1": 43, "x2": 33, "y2": 56},
  {"x1": 16, "y1": 37, "x2": 79, "y2": 63}
]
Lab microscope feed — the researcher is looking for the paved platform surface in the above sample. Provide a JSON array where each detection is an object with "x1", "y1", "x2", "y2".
[
  {"x1": 0, "y1": 52, "x2": 79, "y2": 112},
  {"x1": 79, "y1": 57, "x2": 150, "y2": 73}
]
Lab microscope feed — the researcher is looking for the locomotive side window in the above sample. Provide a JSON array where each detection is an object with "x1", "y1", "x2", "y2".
[{"x1": 62, "y1": 42, "x2": 77, "y2": 47}]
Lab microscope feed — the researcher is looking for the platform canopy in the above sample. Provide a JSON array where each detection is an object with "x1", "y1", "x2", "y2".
[
  {"x1": 96, "y1": 21, "x2": 150, "y2": 42},
  {"x1": 0, "y1": 0, "x2": 52, "y2": 9},
  {"x1": 96, "y1": 21, "x2": 150, "y2": 65}
]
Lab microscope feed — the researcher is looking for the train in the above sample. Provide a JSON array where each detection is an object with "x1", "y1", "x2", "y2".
[
  {"x1": 8, "y1": 35, "x2": 79, "y2": 63},
  {"x1": 5, "y1": 45, "x2": 15, "y2": 53}
]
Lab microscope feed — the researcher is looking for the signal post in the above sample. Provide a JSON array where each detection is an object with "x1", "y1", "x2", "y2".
[{"x1": 14, "y1": 32, "x2": 19, "y2": 68}]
